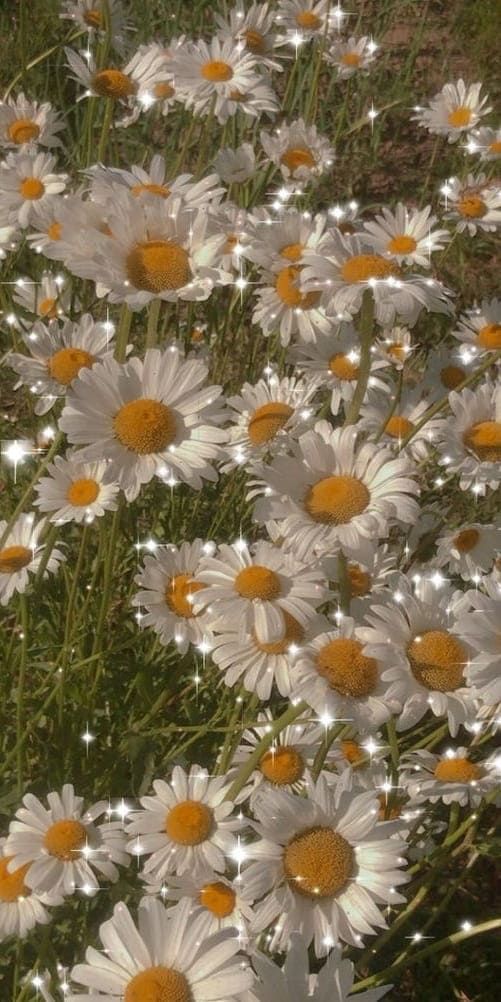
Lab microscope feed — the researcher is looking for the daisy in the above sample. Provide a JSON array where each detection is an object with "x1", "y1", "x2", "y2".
[
  {"x1": 169, "y1": 37, "x2": 268, "y2": 123},
  {"x1": 12, "y1": 271, "x2": 73, "y2": 322},
  {"x1": 34, "y1": 454, "x2": 120, "y2": 525},
  {"x1": 60, "y1": 0, "x2": 131, "y2": 51},
  {"x1": 59, "y1": 347, "x2": 227, "y2": 501},
  {"x1": 302, "y1": 230, "x2": 453, "y2": 327},
  {"x1": 292, "y1": 618, "x2": 397, "y2": 731},
  {"x1": 327, "y1": 735, "x2": 387, "y2": 776},
  {"x1": 452, "y1": 298, "x2": 501, "y2": 357},
  {"x1": 143, "y1": 865, "x2": 256, "y2": 941},
  {"x1": 436, "y1": 383, "x2": 501, "y2": 494},
  {"x1": 374, "y1": 325, "x2": 414, "y2": 370},
  {"x1": 7, "y1": 314, "x2": 115, "y2": 415},
  {"x1": 0, "y1": 222, "x2": 18, "y2": 258},
  {"x1": 87, "y1": 156, "x2": 224, "y2": 209},
  {"x1": 401, "y1": 747, "x2": 496, "y2": 808},
  {"x1": 0, "y1": 838, "x2": 58, "y2": 942},
  {"x1": 70, "y1": 896, "x2": 252, "y2": 1000},
  {"x1": 454, "y1": 576, "x2": 501, "y2": 706},
  {"x1": 65, "y1": 44, "x2": 169, "y2": 124},
  {"x1": 243, "y1": 208, "x2": 327, "y2": 272},
  {"x1": 276, "y1": 0, "x2": 334, "y2": 40},
  {"x1": 253, "y1": 421, "x2": 419, "y2": 561},
  {"x1": 322, "y1": 543, "x2": 398, "y2": 619},
  {"x1": 359, "y1": 583, "x2": 476, "y2": 735},
  {"x1": 228, "y1": 709, "x2": 322, "y2": 806},
  {"x1": 251, "y1": 932, "x2": 392, "y2": 1002},
  {"x1": 471, "y1": 125, "x2": 501, "y2": 161},
  {"x1": 211, "y1": 202, "x2": 250, "y2": 273},
  {"x1": 214, "y1": 143, "x2": 256, "y2": 184},
  {"x1": 132, "y1": 540, "x2": 213, "y2": 654},
  {"x1": 0, "y1": 513, "x2": 63, "y2": 605},
  {"x1": 215, "y1": 1, "x2": 285, "y2": 70},
  {"x1": 362, "y1": 204, "x2": 449, "y2": 268},
  {"x1": 125, "y1": 765, "x2": 240, "y2": 879},
  {"x1": 324, "y1": 36, "x2": 379, "y2": 79},
  {"x1": 0, "y1": 150, "x2": 66, "y2": 228},
  {"x1": 252, "y1": 269, "x2": 331, "y2": 346},
  {"x1": 414, "y1": 80, "x2": 491, "y2": 142},
  {"x1": 434, "y1": 522, "x2": 500, "y2": 580},
  {"x1": 359, "y1": 388, "x2": 443, "y2": 460},
  {"x1": 289, "y1": 327, "x2": 387, "y2": 417},
  {"x1": 243, "y1": 775, "x2": 408, "y2": 955},
  {"x1": 441, "y1": 173, "x2": 501, "y2": 235},
  {"x1": 224, "y1": 375, "x2": 319, "y2": 467},
  {"x1": 4, "y1": 784, "x2": 128, "y2": 898},
  {"x1": 0, "y1": 93, "x2": 64, "y2": 149},
  {"x1": 261, "y1": 118, "x2": 334, "y2": 181}
]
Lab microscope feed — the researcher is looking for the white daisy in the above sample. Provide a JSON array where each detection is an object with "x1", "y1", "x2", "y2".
[
  {"x1": 454, "y1": 576, "x2": 501, "y2": 706},
  {"x1": 276, "y1": 0, "x2": 334, "y2": 40},
  {"x1": 12, "y1": 271, "x2": 73, "y2": 323},
  {"x1": 132, "y1": 540, "x2": 213, "y2": 654},
  {"x1": 214, "y1": 143, "x2": 256, "y2": 185},
  {"x1": 0, "y1": 93, "x2": 64, "y2": 149},
  {"x1": 86, "y1": 156, "x2": 224, "y2": 209},
  {"x1": 211, "y1": 202, "x2": 250, "y2": 272},
  {"x1": 228, "y1": 709, "x2": 322, "y2": 807},
  {"x1": 289, "y1": 327, "x2": 387, "y2": 417},
  {"x1": 401, "y1": 747, "x2": 497, "y2": 807},
  {"x1": 321, "y1": 543, "x2": 398, "y2": 620},
  {"x1": 414, "y1": 79, "x2": 491, "y2": 142},
  {"x1": 224, "y1": 375, "x2": 318, "y2": 468},
  {"x1": 0, "y1": 838, "x2": 59, "y2": 942},
  {"x1": 441, "y1": 173, "x2": 501, "y2": 235},
  {"x1": 324, "y1": 36, "x2": 379, "y2": 79},
  {"x1": 0, "y1": 222, "x2": 18, "y2": 258},
  {"x1": 170, "y1": 37, "x2": 271, "y2": 124},
  {"x1": 359, "y1": 583, "x2": 476, "y2": 736},
  {"x1": 143, "y1": 865, "x2": 256, "y2": 941},
  {"x1": 470, "y1": 125, "x2": 501, "y2": 161},
  {"x1": 0, "y1": 513, "x2": 63, "y2": 605},
  {"x1": 452, "y1": 298, "x2": 501, "y2": 357},
  {"x1": 436, "y1": 383, "x2": 501, "y2": 494},
  {"x1": 243, "y1": 775, "x2": 408, "y2": 955},
  {"x1": 434, "y1": 522, "x2": 501, "y2": 580},
  {"x1": 65, "y1": 44, "x2": 169, "y2": 125},
  {"x1": 34, "y1": 454, "x2": 120, "y2": 525},
  {"x1": 359, "y1": 388, "x2": 443, "y2": 460},
  {"x1": 243, "y1": 208, "x2": 327, "y2": 272},
  {"x1": 7, "y1": 314, "x2": 115, "y2": 415},
  {"x1": 0, "y1": 150, "x2": 66, "y2": 228},
  {"x1": 125, "y1": 765, "x2": 240, "y2": 879},
  {"x1": 362, "y1": 203, "x2": 449, "y2": 268},
  {"x1": 252, "y1": 268, "x2": 331, "y2": 345},
  {"x1": 59, "y1": 347, "x2": 227, "y2": 501},
  {"x1": 4, "y1": 784, "x2": 128, "y2": 898},
  {"x1": 420, "y1": 342, "x2": 483, "y2": 401},
  {"x1": 70, "y1": 896, "x2": 252, "y2": 1001},
  {"x1": 374, "y1": 325, "x2": 414, "y2": 370},
  {"x1": 253, "y1": 421, "x2": 419, "y2": 561},
  {"x1": 261, "y1": 118, "x2": 334, "y2": 181},
  {"x1": 60, "y1": 0, "x2": 131, "y2": 52},
  {"x1": 215, "y1": 1, "x2": 285, "y2": 70}
]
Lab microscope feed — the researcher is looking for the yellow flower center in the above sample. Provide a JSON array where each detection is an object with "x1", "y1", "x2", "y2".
[
  {"x1": 275, "y1": 266, "x2": 320, "y2": 308},
  {"x1": 304, "y1": 475, "x2": 370, "y2": 525},
  {"x1": 457, "y1": 195, "x2": 486, "y2": 219},
  {"x1": 66, "y1": 478, "x2": 99, "y2": 506},
  {"x1": 83, "y1": 7, "x2": 102, "y2": 27},
  {"x1": 37, "y1": 296, "x2": 57, "y2": 318},
  {"x1": 126, "y1": 240, "x2": 191, "y2": 293},
  {"x1": 8, "y1": 119, "x2": 40, "y2": 145},
  {"x1": 131, "y1": 182, "x2": 171, "y2": 199},
  {"x1": 125, "y1": 967, "x2": 191, "y2": 1002},
  {"x1": 113, "y1": 398, "x2": 176, "y2": 454},
  {"x1": 280, "y1": 241, "x2": 304, "y2": 262},
  {"x1": 92, "y1": 69, "x2": 136, "y2": 98},
  {"x1": 0, "y1": 545, "x2": 32, "y2": 574},
  {"x1": 234, "y1": 564, "x2": 281, "y2": 600},
  {"x1": 347, "y1": 563, "x2": 372, "y2": 597},
  {"x1": 43, "y1": 819, "x2": 87, "y2": 860},
  {"x1": 439, "y1": 364, "x2": 466, "y2": 390},
  {"x1": 341, "y1": 52, "x2": 361, "y2": 67},
  {"x1": 19, "y1": 177, "x2": 45, "y2": 200},
  {"x1": 447, "y1": 106, "x2": 472, "y2": 128},
  {"x1": 453, "y1": 528, "x2": 480, "y2": 553},
  {"x1": 47, "y1": 221, "x2": 61, "y2": 240},
  {"x1": 387, "y1": 343, "x2": 407, "y2": 362},
  {"x1": 341, "y1": 254, "x2": 402, "y2": 283},
  {"x1": 489, "y1": 140, "x2": 501, "y2": 154},
  {"x1": 47, "y1": 347, "x2": 95, "y2": 385},
  {"x1": 407, "y1": 630, "x2": 466, "y2": 691},
  {"x1": 243, "y1": 28, "x2": 265, "y2": 54},
  {"x1": 280, "y1": 147, "x2": 316, "y2": 173},
  {"x1": 434, "y1": 758, "x2": 483, "y2": 783},
  {"x1": 328, "y1": 352, "x2": 359, "y2": 380},
  {"x1": 253, "y1": 611, "x2": 304, "y2": 654},
  {"x1": 283, "y1": 826, "x2": 353, "y2": 898},
  {"x1": 199, "y1": 881, "x2": 236, "y2": 917},
  {"x1": 201, "y1": 60, "x2": 233, "y2": 82},
  {"x1": 0, "y1": 857, "x2": 31, "y2": 902},
  {"x1": 377, "y1": 795, "x2": 404, "y2": 821},
  {"x1": 248, "y1": 401, "x2": 294, "y2": 445},
  {"x1": 154, "y1": 81, "x2": 175, "y2": 99},
  {"x1": 387, "y1": 234, "x2": 417, "y2": 255},
  {"x1": 385, "y1": 415, "x2": 414, "y2": 439},
  {"x1": 259, "y1": 745, "x2": 305, "y2": 785},
  {"x1": 296, "y1": 11, "x2": 322, "y2": 29},
  {"x1": 165, "y1": 574, "x2": 205, "y2": 618},
  {"x1": 165, "y1": 801, "x2": 214, "y2": 845},
  {"x1": 477, "y1": 323, "x2": 501, "y2": 349},
  {"x1": 315, "y1": 637, "x2": 378, "y2": 697},
  {"x1": 463, "y1": 421, "x2": 501, "y2": 462},
  {"x1": 340, "y1": 738, "x2": 365, "y2": 766}
]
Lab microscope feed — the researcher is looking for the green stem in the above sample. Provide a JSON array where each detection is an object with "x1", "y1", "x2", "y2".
[
  {"x1": 97, "y1": 98, "x2": 114, "y2": 162},
  {"x1": 115, "y1": 303, "x2": 133, "y2": 361},
  {"x1": 337, "y1": 550, "x2": 351, "y2": 614},
  {"x1": 344, "y1": 290, "x2": 375, "y2": 426},
  {"x1": 145, "y1": 298, "x2": 162, "y2": 349},
  {"x1": 16, "y1": 595, "x2": 28, "y2": 794},
  {"x1": 226, "y1": 701, "x2": 308, "y2": 801},
  {"x1": 58, "y1": 525, "x2": 90, "y2": 724}
]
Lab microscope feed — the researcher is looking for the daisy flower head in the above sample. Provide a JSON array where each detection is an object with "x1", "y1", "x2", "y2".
[
  {"x1": 0, "y1": 222, "x2": 18, "y2": 258},
  {"x1": 4, "y1": 784, "x2": 129, "y2": 898},
  {"x1": 87, "y1": 156, "x2": 224, "y2": 210},
  {"x1": 261, "y1": 118, "x2": 334, "y2": 181},
  {"x1": 289, "y1": 326, "x2": 387, "y2": 417},
  {"x1": 0, "y1": 93, "x2": 64, "y2": 150},
  {"x1": 211, "y1": 202, "x2": 250, "y2": 272},
  {"x1": 436, "y1": 383, "x2": 501, "y2": 494},
  {"x1": 65, "y1": 43, "x2": 169, "y2": 125},
  {"x1": 454, "y1": 576, "x2": 501, "y2": 707},
  {"x1": 224, "y1": 374, "x2": 319, "y2": 468},
  {"x1": 363, "y1": 203, "x2": 449, "y2": 268},
  {"x1": 60, "y1": 0, "x2": 131, "y2": 52},
  {"x1": 302, "y1": 230, "x2": 453, "y2": 327},
  {"x1": 143, "y1": 864, "x2": 256, "y2": 941},
  {"x1": 359, "y1": 583, "x2": 475, "y2": 736},
  {"x1": 414, "y1": 79, "x2": 491, "y2": 142},
  {"x1": 470, "y1": 125, "x2": 501, "y2": 161},
  {"x1": 0, "y1": 150, "x2": 66, "y2": 228},
  {"x1": 434, "y1": 521, "x2": 501, "y2": 581},
  {"x1": 253, "y1": 421, "x2": 419, "y2": 562},
  {"x1": 359, "y1": 388, "x2": 443, "y2": 460},
  {"x1": 60, "y1": 347, "x2": 227, "y2": 501},
  {"x1": 441, "y1": 172, "x2": 501, "y2": 235},
  {"x1": 12, "y1": 271, "x2": 73, "y2": 323},
  {"x1": 125, "y1": 765, "x2": 241, "y2": 879},
  {"x1": 244, "y1": 775, "x2": 408, "y2": 955},
  {"x1": 276, "y1": 0, "x2": 334, "y2": 41},
  {"x1": 0, "y1": 838, "x2": 59, "y2": 942},
  {"x1": 452, "y1": 298, "x2": 501, "y2": 358},
  {"x1": 322, "y1": 543, "x2": 398, "y2": 619},
  {"x1": 292, "y1": 617, "x2": 397, "y2": 731},
  {"x1": 324, "y1": 36, "x2": 379, "y2": 80},
  {"x1": 70, "y1": 896, "x2": 252, "y2": 1001},
  {"x1": 419, "y1": 341, "x2": 480, "y2": 402},
  {"x1": 34, "y1": 454, "x2": 120, "y2": 525},
  {"x1": 132, "y1": 540, "x2": 213, "y2": 654},
  {"x1": 0, "y1": 513, "x2": 63, "y2": 606},
  {"x1": 8, "y1": 314, "x2": 115, "y2": 416},
  {"x1": 401, "y1": 747, "x2": 496, "y2": 808},
  {"x1": 215, "y1": 1, "x2": 286, "y2": 71},
  {"x1": 374, "y1": 325, "x2": 413, "y2": 370},
  {"x1": 169, "y1": 36, "x2": 273, "y2": 124},
  {"x1": 214, "y1": 143, "x2": 256, "y2": 184},
  {"x1": 243, "y1": 208, "x2": 327, "y2": 272}
]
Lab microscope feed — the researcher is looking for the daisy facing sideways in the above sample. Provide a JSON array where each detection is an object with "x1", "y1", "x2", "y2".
[
  {"x1": 289, "y1": 326, "x2": 387, "y2": 418},
  {"x1": 143, "y1": 864, "x2": 256, "y2": 941},
  {"x1": 400, "y1": 747, "x2": 498, "y2": 808},
  {"x1": 441, "y1": 173, "x2": 501, "y2": 236},
  {"x1": 452, "y1": 297, "x2": 501, "y2": 357},
  {"x1": 0, "y1": 92, "x2": 64, "y2": 149},
  {"x1": 454, "y1": 575, "x2": 501, "y2": 707},
  {"x1": 12, "y1": 271, "x2": 73, "y2": 323},
  {"x1": 434, "y1": 521, "x2": 500, "y2": 580},
  {"x1": 0, "y1": 513, "x2": 63, "y2": 605},
  {"x1": 34, "y1": 454, "x2": 120, "y2": 524},
  {"x1": 65, "y1": 43, "x2": 169, "y2": 124},
  {"x1": 59, "y1": 346, "x2": 227, "y2": 501},
  {"x1": 436, "y1": 383, "x2": 501, "y2": 494}
]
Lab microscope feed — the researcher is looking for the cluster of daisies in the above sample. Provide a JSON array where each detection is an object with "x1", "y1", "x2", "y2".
[{"x1": 0, "y1": 0, "x2": 500, "y2": 999}]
